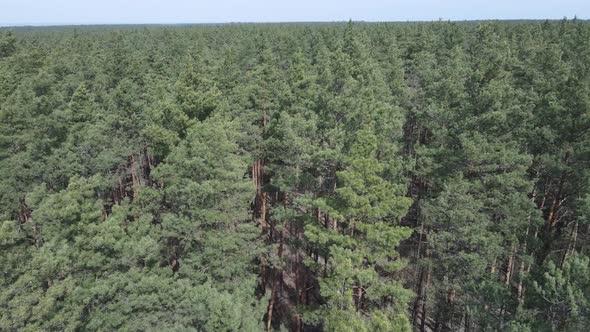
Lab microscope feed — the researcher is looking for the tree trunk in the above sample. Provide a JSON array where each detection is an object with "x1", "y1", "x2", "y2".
[
  {"x1": 261, "y1": 191, "x2": 267, "y2": 230},
  {"x1": 560, "y1": 221, "x2": 578, "y2": 268},
  {"x1": 413, "y1": 229, "x2": 430, "y2": 331},
  {"x1": 516, "y1": 257, "x2": 526, "y2": 304},
  {"x1": 490, "y1": 258, "x2": 497, "y2": 275},
  {"x1": 412, "y1": 266, "x2": 430, "y2": 330},
  {"x1": 295, "y1": 313, "x2": 302, "y2": 332},
  {"x1": 353, "y1": 283, "x2": 362, "y2": 311},
  {"x1": 267, "y1": 196, "x2": 287, "y2": 331},
  {"x1": 505, "y1": 245, "x2": 515, "y2": 286},
  {"x1": 266, "y1": 277, "x2": 278, "y2": 332},
  {"x1": 464, "y1": 310, "x2": 471, "y2": 332},
  {"x1": 130, "y1": 154, "x2": 139, "y2": 199}
]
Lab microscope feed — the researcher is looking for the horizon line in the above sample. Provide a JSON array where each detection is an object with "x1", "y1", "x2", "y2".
[{"x1": 1, "y1": 17, "x2": 588, "y2": 28}]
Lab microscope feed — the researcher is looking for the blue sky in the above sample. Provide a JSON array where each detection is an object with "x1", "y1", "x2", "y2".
[{"x1": 1, "y1": 0, "x2": 588, "y2": 26}]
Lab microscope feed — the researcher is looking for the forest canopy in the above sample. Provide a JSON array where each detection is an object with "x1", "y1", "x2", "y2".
[{"x1": 1, "y1": 20, "x2": 590, "y2": 331}]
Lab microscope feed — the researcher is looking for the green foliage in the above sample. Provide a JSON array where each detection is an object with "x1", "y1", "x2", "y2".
[
  {"x1": 525, "y1": 255, "x2": 590, "y2": 331},
  {"x1": 1, "y1": 20, "x2": 590, "y2": 331},
  {"x1": 0, "y1": 31, "x2": 16, "y2": 58}
]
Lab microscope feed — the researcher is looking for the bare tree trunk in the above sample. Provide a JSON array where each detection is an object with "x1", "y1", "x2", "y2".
[
  {"x1": 267, "y1": 195, "x2": 287, "y2": 331},
  {"x1": 295, "y1": 313, "x2": 302, "y2": 332},
  {"x1": 118, "y1": 176, "x2": 124, "y2": 201},
  {"x1": 516, "y1": 257, "x2": 526, "y2": 304},
  {"x1": 537, "y1": 172, "x2": 567, "y2": 265},
  {"x1": 560, "y1": 222, "x2": 578, "y2": 268},
  {"x1": 413, "y1": 229, "x2": 430, "y2": 331},
  {"x1": 420, "y1": 300, "x2": 428, "y2": 332},
  {"x1": 353, "y1": 283, "x2": 362, "y2": 311},
  {"x1": 413, "y1": 267, "x2": 431, "y2": 330},
  {"x1": 547, "y1": 171, "x2": 566, "y2": 228},
  {"x1": 516, "y1": 186, "x2": 537, "y2": 303},
  {"x1": 505, "y1": 245, "x2": 515, "y2": 286},
  {"x1": 143, "y1": 146, "x2": 152, "y2": 186},
  {"x1": 261, "y1": 191, "x2": 267, "y2": 230},
  {"x1": 266, "y1": 277, "x2": 278, "y2": 332},
  {"x1": 130, "y1": 154, "x2": 139, "y2": 200}
]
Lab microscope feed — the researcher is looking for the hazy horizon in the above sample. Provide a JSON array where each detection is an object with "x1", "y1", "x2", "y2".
[{"x1": 1, "y1": 0, "x2": 588, "y2": 27}]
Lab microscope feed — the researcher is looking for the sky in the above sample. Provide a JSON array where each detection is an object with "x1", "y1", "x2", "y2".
[{"x1": 0, "y1": 0, "x2": 589, "y2": 26}]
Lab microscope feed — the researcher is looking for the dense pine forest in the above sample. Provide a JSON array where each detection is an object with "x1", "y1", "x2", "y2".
[{"x1": 1, "y1": 20, "x2": 589, "y2": 331}]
